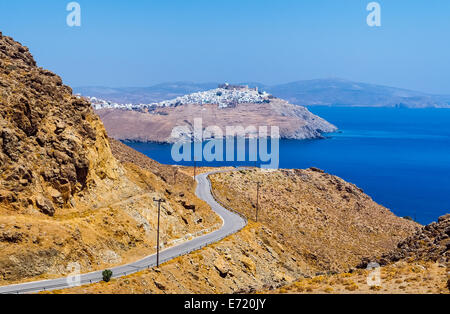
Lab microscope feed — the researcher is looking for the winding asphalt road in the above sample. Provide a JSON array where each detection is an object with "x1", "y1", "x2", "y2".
[{"x1": 0, "y1": 170, "x2": 247, "y2": 294}]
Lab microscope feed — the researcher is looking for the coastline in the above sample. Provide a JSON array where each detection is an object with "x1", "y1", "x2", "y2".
[{"x1": 122, "y1": 107, "x2": 450, "y2": 225}]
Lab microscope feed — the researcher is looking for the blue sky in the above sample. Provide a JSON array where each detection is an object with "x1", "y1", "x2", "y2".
[{"x1": 1, "y1": 0, "x2": 449, "y2": 94}]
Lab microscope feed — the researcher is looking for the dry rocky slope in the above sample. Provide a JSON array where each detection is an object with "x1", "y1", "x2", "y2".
[
  {"x1": 269, "y1": 215, "x2": 449, "y2": 294},
  {"x1": 94, "y1": 86, "x2": 337, "y2": 143},
  {"x1": 57, "y1": 168, "x2": 423, "y2": 294},
  {"x1": 2, "y1": 32, "x2": 442, "y2": 294},
  {"x1": 0, "y1": 32, "x2": 220, "y2": 284},
  {"x1": 210, "y1": 168, "x2": 419, "y2": 273},
  {"x1": 55, "y1": 221, "x2": 316, "y2": 294},
  {"x1": 360, "y1": 214, "x2": 449, "y2": 268},
  {"x1": 266, "y1": 261, "x2": 448, "y2": 294}
]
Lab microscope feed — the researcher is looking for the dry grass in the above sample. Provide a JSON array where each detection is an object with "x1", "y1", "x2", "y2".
[
  {"x1": 0, "y1": 140, "x2": 221, "y2": 285},
  {"x1": 51, "y1": 222, "x2": 315, "y2": 294},
  {"x1": 266, "y1": 262, "x2": 449, "y2": 294},
  {"x1": 210, "y1": 168, "x2": 419, "y2": 273}
]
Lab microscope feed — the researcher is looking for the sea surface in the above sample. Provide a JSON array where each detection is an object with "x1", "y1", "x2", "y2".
[{"x1": 124, "y1": 107, "x2": 450, "y2": 224}]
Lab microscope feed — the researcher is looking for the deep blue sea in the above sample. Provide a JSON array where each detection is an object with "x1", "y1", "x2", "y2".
[{"x1": 124, "y1": 107, "x2": 450, "y2": 225}]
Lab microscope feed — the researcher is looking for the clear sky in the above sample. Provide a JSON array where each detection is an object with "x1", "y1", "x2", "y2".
[{"x1": 1, "y1": 0, "x2": 449, "y2": 94}]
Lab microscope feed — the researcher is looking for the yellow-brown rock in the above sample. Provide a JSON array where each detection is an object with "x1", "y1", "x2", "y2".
[
  {"x1": 0, "y1": 32, "x2": 220, "y2": 284},
  {"x1": 0, "y1": 32, "x2": 122, "y2": 215}
]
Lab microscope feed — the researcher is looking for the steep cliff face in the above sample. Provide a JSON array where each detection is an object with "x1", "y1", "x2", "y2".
[{"x1": 0, "y1": 32, "x2": 122, "y2": 216}]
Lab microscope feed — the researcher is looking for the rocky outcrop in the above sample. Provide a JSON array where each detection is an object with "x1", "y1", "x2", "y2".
[
  {"x1": 360, "y1": 214, "x2": 449, "y2": 267},
  {"x1": 0, "y1": 31, "x2": 122, "y2": 216}
]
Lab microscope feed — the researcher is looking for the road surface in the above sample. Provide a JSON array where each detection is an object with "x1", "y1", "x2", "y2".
[{"x1": 0, "y1": 170, "x2": 247, "y2": 294}]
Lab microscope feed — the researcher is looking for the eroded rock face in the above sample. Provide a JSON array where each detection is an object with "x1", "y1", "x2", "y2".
[{"x1": 0, "y1": 32, "x2": 121, "y2": 215}]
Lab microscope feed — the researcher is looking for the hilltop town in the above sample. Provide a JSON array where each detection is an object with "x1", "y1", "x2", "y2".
[{"x1": 87, "y1": 84, "x2": 273, "y2": 111}]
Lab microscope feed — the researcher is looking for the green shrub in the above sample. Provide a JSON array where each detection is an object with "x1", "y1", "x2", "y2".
[{"x1": 102, "y1": 269, "x2": 113, "y2": 282}]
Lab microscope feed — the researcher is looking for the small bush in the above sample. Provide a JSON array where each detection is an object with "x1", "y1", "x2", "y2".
[
  {"x1": 312, "y1": 275, "x2": 326, "y2": 284},
  {"x1": 345, "y1": 281, "x2": 359, "y2": 291},
  {"x1": 102, "y1": 269, "x2": 113, "y2": 282}
]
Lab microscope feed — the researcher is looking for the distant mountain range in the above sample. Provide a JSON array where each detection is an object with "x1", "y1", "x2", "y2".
[
  {"x1": 75, "y1": 79, "x2": 450, "y2": 108},
  {"x1": 75, "y1": 82, "x2": 218, "y2": 105}
]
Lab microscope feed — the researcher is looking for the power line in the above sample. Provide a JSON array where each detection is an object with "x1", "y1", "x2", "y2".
[{"x1": 173, "y1": 167, "x2": 178, "y2": 185}]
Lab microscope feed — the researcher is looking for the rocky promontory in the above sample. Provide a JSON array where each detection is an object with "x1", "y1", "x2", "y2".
[{"x1": 93, "y1": 85, "x2": 337, "y2": 143}]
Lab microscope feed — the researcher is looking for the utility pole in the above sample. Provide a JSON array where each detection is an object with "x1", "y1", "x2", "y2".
[
  {"x1": 173, "y1": 167, "x2": 178, "y2": 185},
  {"x1": 256, "y1": 182, "x2": 261, "y2": 222},
  {"x1": 193, "y1": 160, "x2": 197, "y2": 182},
  {"x1": 153, "y1": 198, "x2": 166, "y2": 267}
]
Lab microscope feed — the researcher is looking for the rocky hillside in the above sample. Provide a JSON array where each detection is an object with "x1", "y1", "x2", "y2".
[
  {"x1": 209, "y1": 168, "x2": 419, "y2": 273},
  {"x1": 57, "y1": 167, "x2": 424, "y2": 294},
  {"x1": 0, "y1": 32, "x2": 220, "y2": 284},
  {"x1": 266, "y1": 261, "x2": 448, "y2": 294},
  {"x1": 271, "y1": 215, "x2": 449, "y2": 294},
  {"x1": 51, "y1": 221, "x2": 318, "y2": 294},
  {"x1": 0, "y1": 32, "x2": 123, "y2": 215}
]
